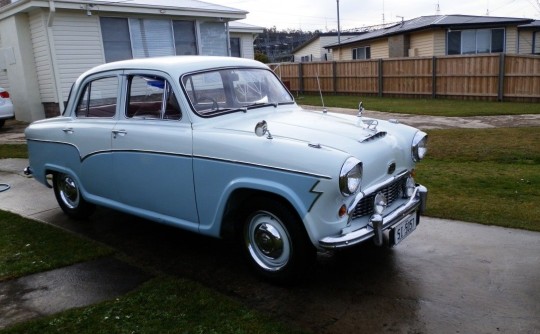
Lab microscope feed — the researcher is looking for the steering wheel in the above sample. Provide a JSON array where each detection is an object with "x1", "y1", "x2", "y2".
[{"x1": 196, "y1": 96, "x2": 219, "y2": 111}]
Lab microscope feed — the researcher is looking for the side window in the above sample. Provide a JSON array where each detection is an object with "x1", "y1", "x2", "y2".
[
  {"x1": 76, "y1": 77, "x2": 118, "y2": 118},
  {"x1": 126, "y1": 75, "x2": 181, "y2": 120}
]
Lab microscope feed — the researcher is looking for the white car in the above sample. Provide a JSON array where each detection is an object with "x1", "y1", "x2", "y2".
[
  {"x1": 0, "y1": 87, "x2": 14, "y2": 128},
  {"x1": 24, "y1": 56, "x2": 428, "y2": 282}
]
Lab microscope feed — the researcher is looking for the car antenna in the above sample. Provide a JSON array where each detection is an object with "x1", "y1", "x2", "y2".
[{"x1": 316, "y1": 65, "x2": 327, "y2": 113}]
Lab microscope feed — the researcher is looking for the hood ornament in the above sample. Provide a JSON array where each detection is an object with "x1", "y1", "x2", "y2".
[
  {"x1": 358, "y1": 101, "x2": 364, "y2": 117},
  {"x1": 255, "y1": 120, "x2": 273, "y2": 140}
]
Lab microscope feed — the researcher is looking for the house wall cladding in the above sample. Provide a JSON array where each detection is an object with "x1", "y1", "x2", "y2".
[
  {"x1": 0, "y1": 33, "x2": 9, "y2": 89},
  {"x1": 52, "y1": 11, "x2": 105, "y2": 101},
  {"x1": 270, "y1": 54, "x2": 540, "y2": 102},
  {"x1": 29, "y1": 9, "x2": 56, "y2": 103}
]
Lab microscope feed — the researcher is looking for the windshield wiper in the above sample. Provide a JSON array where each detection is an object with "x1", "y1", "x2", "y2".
[{"x1": 242, "y1": 102, "x2": 278, "y2": 110}]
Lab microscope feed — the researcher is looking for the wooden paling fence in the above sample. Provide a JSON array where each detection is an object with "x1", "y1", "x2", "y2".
[{"x1": 269, "y1": 54, "x2": 540, "y2": 102}]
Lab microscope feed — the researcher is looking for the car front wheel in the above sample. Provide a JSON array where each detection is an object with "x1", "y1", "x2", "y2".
[
  {"x1": 241, "y1": 198, "x2": 315, "y2": 283},
  {"x1": 53, "y1": 172, "x2": 95, "y2": 219}
]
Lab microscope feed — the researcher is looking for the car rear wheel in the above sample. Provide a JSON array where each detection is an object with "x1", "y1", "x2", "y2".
[
  {"x1": 240, "y1": 197, "x2": 315, "y2": 283},
  {"x1": 0, "y1": 120, "x2": 5, "y2": 128},
  {"x1": 53, "y1": 172, "x2": 95, "y2": 219}
]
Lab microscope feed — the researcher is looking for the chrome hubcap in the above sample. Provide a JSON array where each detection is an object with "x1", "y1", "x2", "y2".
[
  {"x1": 254, "y1": 223, "x2": 284, "y2": 258},
  {"x1": 245, "y1": 211, "x2": 291, "y2": 271},
  {"x1": 59, "y1": 175, "x2": 79, "y2": 209}
]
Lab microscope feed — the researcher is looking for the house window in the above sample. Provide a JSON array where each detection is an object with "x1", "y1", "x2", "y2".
[
  {"x1": 230, "y1": 37, "x2": 241, "y2": 57},
  {"x1": 129, "y1": 19, "x2": 175, "y2": 58},
  {"x1": 173, "y1": 20, "x2": 197, "y2": 55},
  {"x1": 447, "y1": 28, "x2": 505, "y2": 55},
  {"x1": 352, "y1": 46, "x2": 371, "y2": 60},
  {"x1": 100, "y1": 18, "x2": 133, "y2": 62},
  {"x1": 199, "y1": 22, "x2": 228, "y2": 56},
  {"x1": 100, "y1": 18, "x2": 228, "y2": 62},
  {"x1": 300, "y1": 55, "x2": 311, "y2": 62}
]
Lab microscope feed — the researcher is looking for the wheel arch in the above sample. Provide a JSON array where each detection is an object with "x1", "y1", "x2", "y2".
[{"x1": 220, "y1": 187, "x2": 308, "y2": 241}]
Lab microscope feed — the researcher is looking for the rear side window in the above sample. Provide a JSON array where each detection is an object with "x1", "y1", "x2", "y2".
[
  {"x1": 76, "y1": 77, "x2": 119, "y2": 118},
  {"x1": 126, "y1": 75, "x2": 181, "y2": 120}
]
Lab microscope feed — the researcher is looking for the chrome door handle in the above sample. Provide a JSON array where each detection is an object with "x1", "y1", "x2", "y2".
[
  {"x1": 112, "y1": 129, "x2": 127, "y2": 138},
  {"x1": 62, "y1": 128, "x2": 74, "y2": 134}
]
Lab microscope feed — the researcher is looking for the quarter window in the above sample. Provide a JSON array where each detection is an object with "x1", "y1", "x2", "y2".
[
  {"x1": 447, "y1": 28, "x2": 505, "y2": 55},
  {"x1": 76, "y1": 77, "x2": 118, "y2": 118}
]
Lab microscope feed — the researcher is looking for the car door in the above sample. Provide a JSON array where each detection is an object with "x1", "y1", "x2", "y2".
[
  {"x1": 111, "y1": 71, "x2": 198, "y2": 230},
  {"x1": 64, "y1": 72, "x2": 121, "y2": 202}
]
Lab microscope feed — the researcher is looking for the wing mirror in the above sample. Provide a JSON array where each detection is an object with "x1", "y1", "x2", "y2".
[{"x1": 255, "y1": 120, "x2": 273, "y2": 139}]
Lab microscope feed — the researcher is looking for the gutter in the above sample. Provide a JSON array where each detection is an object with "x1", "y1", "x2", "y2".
[{"x1": 46, "y1": 0, "x2": 63, "y2": 114}]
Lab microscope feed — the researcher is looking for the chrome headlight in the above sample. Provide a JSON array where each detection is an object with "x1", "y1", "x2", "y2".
[
  {"x1": 412, "y1": 131, "x2": 428, "y2": 162},
  {"x1": 339, "y1": 157, "x2": 362, "y2": 196}
]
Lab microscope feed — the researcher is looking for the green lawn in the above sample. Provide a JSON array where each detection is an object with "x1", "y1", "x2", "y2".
[
  {"x1": 0, "y1": 210, "x2": 113, "y2": 282},
  {"x1": 3, "y1": 276, "x2": 304, "y2": 334},
  {"x1": 0, "y1": 144, "x2": 27, "y2": 159},
  {"x1": 415, "y1": 127, "x2": 540, "y2": 231},
  {"x1": 297, "y1": 95, "x2": 540, "y2": 117}
]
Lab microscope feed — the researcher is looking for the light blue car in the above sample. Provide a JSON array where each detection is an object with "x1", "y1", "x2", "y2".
[{"x1": 25, "y1": 56, "x2": 428, "y2": 283}]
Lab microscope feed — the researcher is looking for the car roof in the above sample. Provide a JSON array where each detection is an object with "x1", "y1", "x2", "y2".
[{"x1": 81, "y1": 56, "x2": 269, "y2": 79}]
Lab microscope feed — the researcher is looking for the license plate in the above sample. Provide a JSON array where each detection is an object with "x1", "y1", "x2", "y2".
[{"x1": 391, "y1": 214, "x2": 417, "y2": 246}]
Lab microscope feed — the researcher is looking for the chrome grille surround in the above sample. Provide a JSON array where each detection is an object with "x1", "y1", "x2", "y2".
[{"x1": 352, "y1": 175, "x2": 408, "y2": 219}]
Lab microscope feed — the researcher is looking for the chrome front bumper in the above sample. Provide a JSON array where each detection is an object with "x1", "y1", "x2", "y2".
[{"x1": 319, "y1": 184, "x2": 428, "y2": 249}]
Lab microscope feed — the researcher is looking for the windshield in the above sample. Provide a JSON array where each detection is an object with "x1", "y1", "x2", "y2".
[{"x1": 181, "y1": 68, "x2": 294, "y2": 117}]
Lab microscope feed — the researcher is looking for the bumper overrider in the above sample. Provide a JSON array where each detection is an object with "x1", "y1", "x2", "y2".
[{"x1": 319, "y1": 184, "x2": 428, "y2": 249}]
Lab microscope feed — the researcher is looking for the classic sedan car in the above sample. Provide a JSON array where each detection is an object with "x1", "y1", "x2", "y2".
[
  {"x1": 25, "y1": 56, "x2": 428, "y2": 282},
  {"x1": 0, "y1": 87, "x2": 14, "y2": 129}
]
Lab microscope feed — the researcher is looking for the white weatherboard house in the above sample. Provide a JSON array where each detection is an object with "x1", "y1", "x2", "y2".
[{"x1": 0, "y1": 0, "x2": 262, "y2": 122}]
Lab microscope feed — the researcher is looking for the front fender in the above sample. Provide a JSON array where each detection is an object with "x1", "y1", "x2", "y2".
[{"x1": 193, "y1": 158, "x2": 324, "y2": 237}]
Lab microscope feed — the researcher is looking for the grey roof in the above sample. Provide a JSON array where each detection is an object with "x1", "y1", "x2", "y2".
[
  {"x1": 90, "y1": 0, "x2": 247, "y2": 14},
  {"x1": 228, "y1": 21, "x2": 264, "y2": 33},
  {"x1": 519, "y1": 20, "x2": 540, "y2": 28},
  {"x1": 325, "y1": 15, "x2": 534, "y2": 48}
]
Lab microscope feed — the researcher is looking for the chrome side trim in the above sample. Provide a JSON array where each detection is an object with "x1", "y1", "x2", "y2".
[{"x1": 320, "y1": 184, "x2": 427, "y2": 249}]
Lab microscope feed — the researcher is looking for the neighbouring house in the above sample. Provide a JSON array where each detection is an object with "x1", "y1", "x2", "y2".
[
  {"x1": 292, "y1": 32, "x2": 364, "y2": 62},
  {"x1": 518, "y1": 20, "x2": 540, "y2": 54},
  {"x1": 0, "y1": 0, "x2": 262, "y2": 122},
  {"x1": 324, "y1": 15, "x2": 539, "y2": 61}
]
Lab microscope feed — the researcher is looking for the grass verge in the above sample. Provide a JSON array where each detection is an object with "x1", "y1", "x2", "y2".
[
  {"x1": 297, "y1": 95, "x2": 540, "y2": 117},
  {"x1": 3, "y1": 276, "x2": 304, "y2": 334},
  {"x1": 415, "y1": 127, "x2": 540, "y2": 231},
  {"x1": 0, "y1": 144, "x2": 27, "y2": 159},
  {"x1": 0, "y1": 210, "x2": 114, "y2": 281}
]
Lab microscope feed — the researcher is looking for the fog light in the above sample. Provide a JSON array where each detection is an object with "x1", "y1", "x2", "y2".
[
  {"x1": 405, "y1": 176, "x2": 416, "y2": 198},
  {"x1": 374, "y1": 192, "x2": 387, "y2": 215}
]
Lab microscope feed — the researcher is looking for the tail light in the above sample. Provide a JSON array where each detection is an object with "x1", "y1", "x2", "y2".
[{"x1": 0, "y1": 91, "x2": 10, "y2": 99}]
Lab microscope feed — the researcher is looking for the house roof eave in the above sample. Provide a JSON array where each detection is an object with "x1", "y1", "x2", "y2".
[{"x1": 1, "y1": 0, "x2": 247, "y2": 21}]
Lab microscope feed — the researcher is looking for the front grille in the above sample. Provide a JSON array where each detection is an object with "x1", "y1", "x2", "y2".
[{"x1": 352, "y1": 176, "x2": 407, "y2": 219}]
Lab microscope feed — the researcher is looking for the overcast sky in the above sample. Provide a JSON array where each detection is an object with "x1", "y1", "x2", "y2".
[{"x1": 207, "y1": 0, "x2": 540, "y2": 31}]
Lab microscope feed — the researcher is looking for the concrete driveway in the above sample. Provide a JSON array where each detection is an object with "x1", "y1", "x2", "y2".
[{"x1": 1, "y1": 158, "x2": 539, "y2": 333}]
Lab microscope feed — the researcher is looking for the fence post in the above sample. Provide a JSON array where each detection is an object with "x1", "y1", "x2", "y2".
[
  {"x1": 299, "y1": 62, "x2": 304, "y2": 94},
  {"x1": 378, "y1": 59, "x2": 383, "y2": 97},
  {"x1": 332, "y1": 61, "x2": 337, "y2": 95},
  {"x1": 498, "y1": 53, "x2": 505, "y2": 102},
  {"x1": 432, "y1": 56, "x2": 437, "y2": 99}
]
